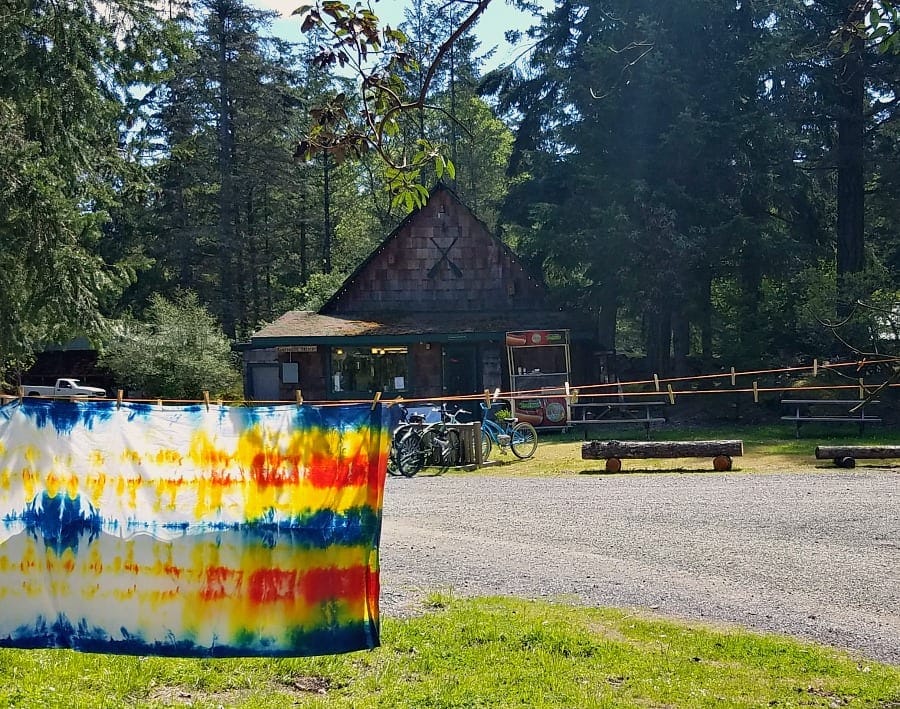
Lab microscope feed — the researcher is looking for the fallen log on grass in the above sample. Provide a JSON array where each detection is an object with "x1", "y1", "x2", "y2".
[
  {"x1": 582, "y1": 440, "x2": 743, "y2": 473},
  {"x1": 814, "y1": 445, "x2": 900, "y2": 469}
]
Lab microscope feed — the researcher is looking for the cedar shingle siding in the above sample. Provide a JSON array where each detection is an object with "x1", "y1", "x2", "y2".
[{"x1": 322, "y1": 186, "x2": 547, "y2": 315}]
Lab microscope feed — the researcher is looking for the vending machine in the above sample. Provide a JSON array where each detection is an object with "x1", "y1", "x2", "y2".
[{"x1": 505, "y1": 330, "x2": 571, "y2": 429}]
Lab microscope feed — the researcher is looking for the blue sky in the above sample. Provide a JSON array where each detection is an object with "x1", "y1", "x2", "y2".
[{"x1": 250, "y1": 0, "x2": 551, "y2": 70}]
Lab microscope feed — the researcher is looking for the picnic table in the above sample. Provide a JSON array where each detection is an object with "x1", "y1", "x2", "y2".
[
  {"x1": 780, "y1": 398, "x2": 881, "y2": 438},
  {"x1": 568, "y1": 400, "x2": 667, "y2": 439}
]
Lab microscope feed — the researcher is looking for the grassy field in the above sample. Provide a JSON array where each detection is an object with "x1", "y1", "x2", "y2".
[
  {"x1": 1, "y1": 597, "x2": 896, "y2": 708},
  {"x1": 462, "y1": 423, "x2": 900, "y2": 476}
]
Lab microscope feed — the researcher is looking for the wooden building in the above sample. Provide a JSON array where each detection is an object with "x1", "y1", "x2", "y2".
[{"x1": 239, "y1": 185, "x2": 595, "y2": 406}]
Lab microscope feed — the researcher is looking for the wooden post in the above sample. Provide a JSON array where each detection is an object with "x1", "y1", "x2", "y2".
[{"x1": 472, "y1": 422, "x2": 483, "y2": 468}]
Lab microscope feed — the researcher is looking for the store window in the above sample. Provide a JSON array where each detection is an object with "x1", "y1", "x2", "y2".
[{"x1": 330, "y1": 346, "x2": 409, "y2": 395}]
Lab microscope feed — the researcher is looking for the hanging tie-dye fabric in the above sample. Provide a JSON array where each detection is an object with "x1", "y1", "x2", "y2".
[{"x1": 0, "y1": 398, "x2": 389, "y2": 657}]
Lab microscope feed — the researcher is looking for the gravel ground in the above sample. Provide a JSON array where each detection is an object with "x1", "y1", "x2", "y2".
[{"x1": 378, "y1": 470, "x2": 900, "y2": 665}]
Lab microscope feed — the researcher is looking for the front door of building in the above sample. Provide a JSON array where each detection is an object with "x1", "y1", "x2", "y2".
[{"x1": 442, "y1": 345, "x2": 478, "y2": 396}]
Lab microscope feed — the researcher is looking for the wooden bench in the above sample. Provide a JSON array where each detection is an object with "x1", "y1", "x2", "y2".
[
  {"x1": 582, "y1": 440, "x2": 743, "y2": 473},
  {"x1": 780, "y1": 399, "x2": 881, "y2": 438},
  {"x1": 569, "y1": 401, "x2": 667, "y2": 440},
  {"x1": 814, "y1": 445, "x2": 900, "y2": 469}
]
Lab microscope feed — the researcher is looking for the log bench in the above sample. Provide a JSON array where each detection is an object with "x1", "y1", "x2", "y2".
[
  {"x1": 780, "y1": 399, "x2": 881, "y2": 438},
  {"x1": 582, "y1": 440, "x2": 743, "y2": 473},
  {"x1": 814, "y1": 445, "x2": 900, "y2": 469}
]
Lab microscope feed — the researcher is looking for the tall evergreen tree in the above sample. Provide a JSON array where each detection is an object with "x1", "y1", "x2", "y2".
[{"x1": 0, "y1": 0, "x2": 178, "y2": 380}]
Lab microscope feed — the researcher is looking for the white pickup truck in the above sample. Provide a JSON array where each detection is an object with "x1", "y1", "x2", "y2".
[{"x1": 24, "y1": 378, "x2": 106, "y2": 398}]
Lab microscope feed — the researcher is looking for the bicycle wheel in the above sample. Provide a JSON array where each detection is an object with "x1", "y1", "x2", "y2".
[
  {"x1": 509, "y1": 421, "x2": 538, "y2": 459},
  {"x1": 396, "y1": 428, "x2": 425, "y2": 477},
  {"x1": 421, "y1": 427, "x2": 458, "y2": 474},
  {"x1": 446, "y1": 429, "x2": 461, "y2": 466},
  {"x1": 387, "y1": 449, "x2": 401, "y2": 476},
  {"x1": 479, "y1": 426, "x2": 493, "y2": 462}
]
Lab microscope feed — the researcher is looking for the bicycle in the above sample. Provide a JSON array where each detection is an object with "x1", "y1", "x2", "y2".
[
  {"x1": 391, "y1": 404, "x2": 462, "y2": 477},
  {"x1": 387, "y1": 405, "x2": 428, "y2": 477},
  {"x1": 479, "y1": 401, "x2": 538, "y2": 461}
]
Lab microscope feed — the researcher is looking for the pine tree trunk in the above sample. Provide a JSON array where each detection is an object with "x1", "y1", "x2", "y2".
[
  {"x1": 835, "y1": 22, "x2": 866, "y2": 307},
  {"x1": 215, "y1": 6, "x2": 236, "y2": 336},
  {"x1": 672, "y1": 310, "x2": 690, "y2": 375},
  {"x1": 700, "y1": 276, "x2": 713, "y2": 367},
  {"x1": 645, "y1": 309, "x2": 672, "y2": 376},
  {"x1": 322, "y1": 152, "x2": 332, "y2": 274}
]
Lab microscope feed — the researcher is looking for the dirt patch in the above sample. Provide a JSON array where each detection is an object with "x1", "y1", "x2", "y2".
[
  {"x1": 282, "y1": 675, "x2": 331, "y2": 695},
  {"x1": 145, "y1": 676, "x2": 330, "y2": 706}
]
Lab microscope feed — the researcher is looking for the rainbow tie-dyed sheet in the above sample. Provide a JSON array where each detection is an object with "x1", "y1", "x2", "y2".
[{"x1": 0, "y1": 398, "x2": 389, "y2": 657}]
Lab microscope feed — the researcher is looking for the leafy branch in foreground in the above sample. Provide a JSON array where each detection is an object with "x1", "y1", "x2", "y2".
[
  {"x1": 292, "y1": 0, "x2": 485, "y2": 207},
  {"x1": 840, "y1": 0, "x2": 900, "y2": 53}
]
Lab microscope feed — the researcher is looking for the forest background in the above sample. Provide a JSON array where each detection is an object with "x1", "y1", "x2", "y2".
[{"x1": 1, "y1": 0, "x2": 898, "y2": 395}]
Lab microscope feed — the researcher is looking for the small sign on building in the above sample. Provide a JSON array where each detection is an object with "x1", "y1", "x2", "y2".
[{"x1": 277, "y1": 345, "x2": 318, "y2": 353}]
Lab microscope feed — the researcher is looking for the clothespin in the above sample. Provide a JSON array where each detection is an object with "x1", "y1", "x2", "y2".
[
  {"x1": 157, "y1": 398, "x2": 162, "y2": 408},
  {"x1": 371, "y1": 391, "x2": 382, "y2": 411},
  {"x1": 564, "y1": 381, "x2": 571, "y2": 401},
  {"x1": 571, "y1": 388, "x2": 579, "y2": 404},
  {"x1": 203, "y1": 391, "x2": 210, "y2": 411},
  {"x1": 730, "y1": 367, "x2": 736, "y2": 386},
  {"x1": 18, "y1": 386, "x2": 24, "y2": 404},
  {"x1": 116, "y1": 389, "x2": 123, "y2": 410},
  {"x1": 653, "y1": 374, "x2": 660, "y2": 393},
  {"x1": 813, "y1": 359, "x2": 818, "y2": 377},
  {"x1": 295, "y1": 389, "x2": 303, "y2": 407},
  {"x1": 666, "y1": 384, "x2": 675, "y2": 405},
  {"x1": 387, "y1": 396, "x2": 403, "y2": 408},
  {"x1": 858, "y1": 378, "x2": 865, "y2": 399},
  {"x1": 752, "y1": 381, "x2": 759, "y2": 403},
  {"x1": 484, "y1": 388, "x2": 491, "y2": 408},
  {"x1": 216, "y1": 398, "x2": 223, "y2": 407}
]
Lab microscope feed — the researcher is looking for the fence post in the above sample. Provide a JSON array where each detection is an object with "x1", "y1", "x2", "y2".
[{"x1": 472, "y1": 421, "x2": 483, "y2": 468}]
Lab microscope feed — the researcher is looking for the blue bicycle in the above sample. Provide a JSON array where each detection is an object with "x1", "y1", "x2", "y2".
[{"x1": 479, "y1": 402, "x2": 538, "y2": 461}]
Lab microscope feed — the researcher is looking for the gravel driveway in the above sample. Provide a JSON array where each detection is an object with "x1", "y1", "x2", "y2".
[{"x1": 378, "y1": 470, "x2": 900, "y2": 664}]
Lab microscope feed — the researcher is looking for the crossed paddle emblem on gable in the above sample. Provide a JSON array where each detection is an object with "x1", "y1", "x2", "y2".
[{"x1": 427, "y1": 236, "x2": 463, "y2": 278}]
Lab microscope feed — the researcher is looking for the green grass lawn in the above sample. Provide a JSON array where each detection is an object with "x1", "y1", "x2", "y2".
[
  {"x1": 457, "y1": 422, "x2": 900, "y2": 476},
  {"x1": 1, "y1": 597, "x2": 896, "y2": 708}
]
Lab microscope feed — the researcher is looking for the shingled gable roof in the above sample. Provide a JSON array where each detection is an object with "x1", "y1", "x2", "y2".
[
  {"x1": 249, "y1": 308, "x2": 584, "y2": 342},
  {"x1": 319, "y1": 182, "x2": 548, "y2": 314},
  {"x1": 247, "y1": 183, "x2": 591, "y2": 343}
]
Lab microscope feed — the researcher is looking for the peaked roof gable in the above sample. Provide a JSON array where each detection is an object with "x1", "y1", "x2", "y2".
[{"x1": 320, "y1": 184, "x2": 549, "y2": 316}]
